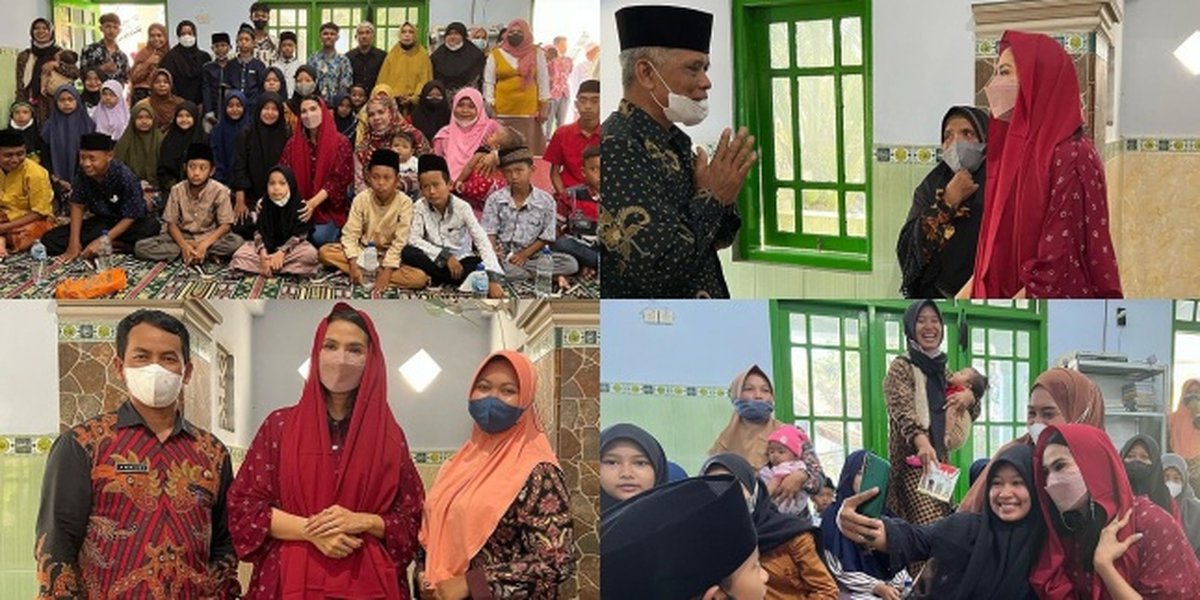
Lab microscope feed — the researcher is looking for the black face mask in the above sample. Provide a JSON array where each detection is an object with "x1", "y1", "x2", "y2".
[
  {"x1": 253, "y1": 19, "x2": 268, "y2": 30},
  {"x1": 424, "y1": 96, "x2": 442, "y2": 108},
  {"x1": 507, "y1": 34, "x2": 524, "y2": 46},
  {"x1": 1124, "y1": 460, "x2": 1156, "y2": 494}
]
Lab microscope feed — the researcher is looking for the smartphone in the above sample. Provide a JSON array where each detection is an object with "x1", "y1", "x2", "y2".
[{"x1": 858, "y1": 452, "x2": 891, "y2": 519}]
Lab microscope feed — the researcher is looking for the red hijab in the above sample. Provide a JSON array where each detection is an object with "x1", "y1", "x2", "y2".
[
  {"x1": 499, "y1": 19, "x2": 538, "y2": 85},
  {"x1": 1031, "y1": 424, "x2": 1138, "y2": 600},
  {"x1": 285, "y1": 97, "x2": 342, "y2": 200},
  {"x1": 278, "y1": 303, "x2": 408, "y2": 599},
  {"x1": 972, "y1": 31, "x2": 1085, "y2": 299}
]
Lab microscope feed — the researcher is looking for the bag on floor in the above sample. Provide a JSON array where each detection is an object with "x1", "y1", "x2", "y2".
[{"x1": 55, "y1": 268, "x2": 127, "y2": 299}]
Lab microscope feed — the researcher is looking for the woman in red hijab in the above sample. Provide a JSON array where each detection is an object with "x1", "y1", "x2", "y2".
[
  {"x1": 415, "y1": 351, "x2": 575, "y2": 599},
  {"x1": 1031, "y1": 424, "x2": 1200, "y2": 598},
  {"x1": 228, "y1": 304, "x2": 424, "y2": 599},
  {"x1": 969, "y1": 31, "x2": 1122, "y2": 299},
  {"x1": 280, "y1": 96, "x2": 354, "y2": 247}
]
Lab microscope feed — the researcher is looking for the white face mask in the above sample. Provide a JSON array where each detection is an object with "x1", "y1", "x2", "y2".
[
  {"x1": 123, "y1": 363, "x2": 184, "y2": 408},
  {"x1": 446, "y1": 40, "x2": 464, "y2": 52},
  {"x1": 1168, "y1": 481, "x2": 1184, "y2": 498},
  {"x1": 472, "y1": 38, "x2": 488, "y2": 50},
  {"x1": 270, "y1": 193, "x2": 289, "y2": 207},
  {"x1": 179, "y1": 35, "x2": 196, "y2": 48},
  {"x1": 649, "y1": 64, "x2": 708, "y2": 126},
  {"x1": 1029, "y1": 422, "x2": 1048, "y2": 444}
]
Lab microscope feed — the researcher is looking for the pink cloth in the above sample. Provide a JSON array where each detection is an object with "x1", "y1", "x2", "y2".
[
  {"x1": 432, "y1": 87, "x2": 499, "y2": 181},
  {"x1": 229, "y1": 235, "x2": 319, "y2": 277}
]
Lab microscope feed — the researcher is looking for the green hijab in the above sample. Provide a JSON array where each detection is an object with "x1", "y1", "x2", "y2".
[{"x1": 115, "y1": 104, "x2": 163, "y2": 183}]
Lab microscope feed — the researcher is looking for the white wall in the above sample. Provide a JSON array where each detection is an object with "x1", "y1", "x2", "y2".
[
  {"x1": 208, "y1": 300, "x2": 258, "y2": 448},
  {"x1": 248, "y1": 300, "x2": 489, "y2": 450},
  {"x1": 1119, "y1": 0, "x2": 1200, "y2": 137},
  {"x1": 0, "y1": 300, "x2": 60, "y2": 433},
  {"x1": 1047, "y1": 299, "x2": 1174, "y2": 368},
  {"x1": 600, "y1": 300, "x2": 772, "y2": 386}
]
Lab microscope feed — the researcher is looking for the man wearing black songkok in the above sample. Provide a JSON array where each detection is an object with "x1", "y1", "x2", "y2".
[
  {"x1": 600, "y1": 5, "x2": 757, "y2": 299},
  {"x1": 602, "y1": 475, "x2": 768, "y2": 599}
]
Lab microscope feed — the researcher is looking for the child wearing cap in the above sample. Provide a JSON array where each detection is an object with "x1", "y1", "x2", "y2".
[
  {"x1": 404, "y1": 153, "x2": 505, "y2": 297},
  {"x1": 134, "y1": 142, "x2": 244, "y2": 264},
  {"x1": 482, "y1": 144, "x2": 578, "y2": 282},
  {"x1": 317, "y1": 148, "x2": 428, "y2": 293}
]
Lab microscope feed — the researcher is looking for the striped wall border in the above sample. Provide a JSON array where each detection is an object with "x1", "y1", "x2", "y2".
[
  {"x1": 601, "y1": 382, "x2": 729, "y2": 398},
  {"x1": 58, "y1": 320, "x2": 119, "y2": 342},
  {"x1": 0, "y1": 434, "x2": 457, "y2": 465},
  {"x1": 1124, "y1": 138, "x2": 1200, "y2": 153}
]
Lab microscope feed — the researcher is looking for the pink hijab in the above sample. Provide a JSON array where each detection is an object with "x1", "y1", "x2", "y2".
[{"x1": 433, "y1": 87, "x2": 498, "y2": 180}]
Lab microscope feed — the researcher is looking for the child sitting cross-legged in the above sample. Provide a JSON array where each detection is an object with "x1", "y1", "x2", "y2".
[{"x1": 134, "y1": 142, "x2": 244, "y2": 265}]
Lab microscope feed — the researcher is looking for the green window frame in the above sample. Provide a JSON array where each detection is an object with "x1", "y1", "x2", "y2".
[
  {"x1": 263, "y1": 0, "x2": 427, "y2": 61},
  {"x1": 1172, "y1": 300, "x2": 1200, "y2": 408},
  {"x1": 51, "y1": 0, "x2": 170, "y2": 53},
  {"x1": 734, "y1": 0, "x2": 873, "y2": 271},
  {"x1": 771, "y1": 300, "x2": 1046, "y2": 498}
]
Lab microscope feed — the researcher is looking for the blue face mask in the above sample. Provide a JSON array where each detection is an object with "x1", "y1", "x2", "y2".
[
  {"x1": 734, "y1": 399, "x2": 774, "y2": 423},
  {"x1": 468, "y1": 396, "x2": 525, "y2": 434}
]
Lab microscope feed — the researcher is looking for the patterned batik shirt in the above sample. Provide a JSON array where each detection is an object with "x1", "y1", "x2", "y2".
[
  {"x1": 598, "y1": 99, "x2": 741, "y2": 298},
  {"x1": 35, "y1": 401, "x2": 240, "y2": 599},
  {"x1": 416, "y1": 462, "x2": 576, "y2": 599}
]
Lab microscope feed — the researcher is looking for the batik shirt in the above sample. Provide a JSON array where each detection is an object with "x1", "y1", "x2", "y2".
[
  {"x1": 599, "y1": 99, "x2": 741, "y2": 298},
  {"x1": 70, "y1": 159, "x2": 148, "y2": 221},
  {"x1": 307, "y1": 50, "x2": 354, "y2": 100},
  {"x1": 35, "y1": 401, "x2": 239, "y2": 599},
  {"x1": 415, "y1": 462, "x2": 575, "y2": 599},
  {"x1": 81, "y1": 42, "x2": 131, "y2": 83}
]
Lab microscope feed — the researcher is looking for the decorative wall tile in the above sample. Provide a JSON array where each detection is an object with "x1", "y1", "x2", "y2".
[
  {"x1": 58, "y1": 320, "x2": 118, "y2": 341},
  {"x1": 1124, "y1": 138, "x2": 1200, "y2": 153},
  {"x1": 874, "y1": 145, "x2": 940, "y2": 164},
  {"x1": 558, "y1": 327, "x2": 600, "y2": 348},
  {"x1": 601, "y1": 381, "x2": 729, "y2": 398},
  {"x1": 976, "y1": 32, "x2": 1092, "y2": 57},
  {"x1": 0, "y1": 436, "x2": 55, "y2": 454}
]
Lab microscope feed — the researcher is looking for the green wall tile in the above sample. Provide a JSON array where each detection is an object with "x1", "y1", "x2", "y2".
[
  {"x1": 601, "y1": 392, "x2": 734, "y2": 475},
  {"x1": 0, "y1": 454, "x2": 46, "y2": 599}
]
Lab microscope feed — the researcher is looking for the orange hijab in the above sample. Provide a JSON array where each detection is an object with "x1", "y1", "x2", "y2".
[
  {"x1": 419, "y1": 350, "x2": 559, "y2": 585},
  {"x1": 1171, "y1": 379, "x2": 1200, "y2": 459}
]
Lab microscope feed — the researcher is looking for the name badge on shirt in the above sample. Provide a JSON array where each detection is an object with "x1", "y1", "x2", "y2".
[
  {"x1": 116, "y1": 462, "x2": 150, "y2": 473},
  {"x1": 109, "y1": 194, "x2": 120, "y2": 204}
]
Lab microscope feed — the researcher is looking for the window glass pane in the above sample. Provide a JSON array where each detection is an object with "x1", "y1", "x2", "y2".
[
  {"x1": 842, "y1": 75, "x2": 865, "y2": 184},
  {"x1": 989, "y1": 329, "x2": 1014, "y2": 358},
  {"x1": 810, "y1": 315, "x2": 841, "y2": 346},
  {"x1": 798, "y1": 76, "x2": 837, "y2": 182},
  {"x1": 1177, "y1": 300, "x2": 1196, "y2": 322},
  {"x1": 795, "y1": 20, "x2": 834, "y2": 67},
  {"x1": 846, "y1": 191, "x2": 866, "y2": 238},
  {"x1": 792, "y1": 347, "x2": 810, "y2": 417},
  {"x1": 845, "y1": 352, "x2": 861, "y2": 418},
  {"x1": 769, "y1": 22, "x2": 790, "y2": 69},
  {"x1": 772, "y1": 78, "x2": 794, "y2": 181},
  {"x1": 844, "y1": 317, "x2": 859, "y2": 348},
  {"x1": 840, "y1": 17, "x2": 862, "y2": 65},
  {"x1": 1016, "y1": 331, "x2": 1030, "y2": 359},
  {"x1": 973, "y1": 424, "x2": 987, "y2": 459},
  {"x1": 811, "y1": 348, "x2": 842, "y2": 416},
  {"x1": 777, "y1": 188, "x2": 796, "y2": 234},
  {"x1": 813, "y1": 421, "x2": 845, "y2": 477},
  {"x1": 990, "y1": 360, "x2": 1013, "y2": 425},
  {"x1": 991, "y1": 426, "x2": 1013, "y2": 455},
  {"x1": 790, "y1": 313, "x2": 807, "y2": 345},
  {"x1": 1016, "y1": 362, "x2": 1030, "y2": 421},
  {"x1": 972, "y1": 327, "x2": 986, "y2": 354},
  {"x1": 885, "y1": 320, "x2": 901, "y2": 352},
  {"x1": 801, "y1": 189, "x2": 839, "y2": 236}
]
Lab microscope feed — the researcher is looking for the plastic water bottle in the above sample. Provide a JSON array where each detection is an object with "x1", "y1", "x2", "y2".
[
  {"x1": 30, "y1": 240, "x2": 48, "y2": 282},
  {"x1": 358, "y1": 243, "x2": 379, "y2": 287},
  {"x1": 570, "y1": 208, "x2": 587, "y2": 235},
  {"x1": 535, "y1": 246, "x2": 553, "y2": 298},
  {"x1": 470, "y1": 263, "x2": 489, "y2": 296},
  {"x1": 96, "y1": 230, "x2": 113, "y2": 271}
]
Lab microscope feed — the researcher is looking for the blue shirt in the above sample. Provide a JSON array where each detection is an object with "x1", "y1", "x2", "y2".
[{"x1": 70, "y1": 159, "x2": 146, "y2": 220}]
